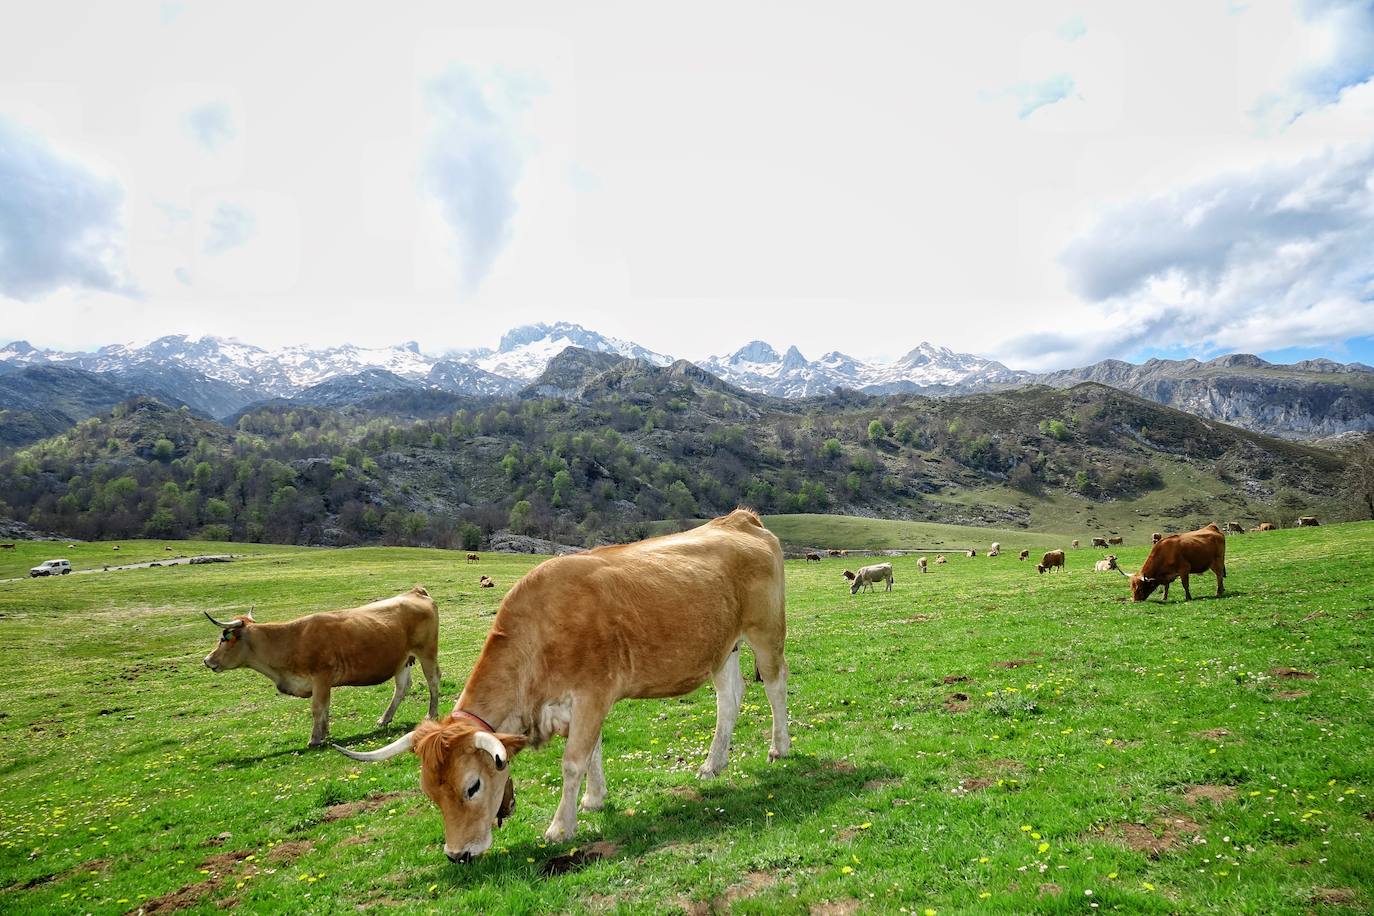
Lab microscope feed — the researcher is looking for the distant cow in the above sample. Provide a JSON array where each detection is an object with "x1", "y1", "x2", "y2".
[
  {"x1": 850, "y1": 563, "x2": 894, "y2": 594},
  {"x1": 479, "y1": 576, "x2": 495, "y2": 588},
  {"x1": 827, "y1": 549, "x2": 842, "y2": 557},
  {"x1": 1091, "y1": 537, "x2": 1108, "y2": 548},
  {"x1": 1258, "y1": 523, "x2": 1275, "y2": 531},
  {"x1": 987, "y1": 548, "x2": 1000, "y2": 557},
  {"x1": 805, "y1": 552, "x2": 822, "y2": 562},
  {"x1": 1107, "y1": 536, "x2": 1124, "y2": 546},
  {"x1": 1152, "y1": 532, "x2": 1163, "y2": 544},
  {"x1": 1298, "y1": 516, "x2": 1320, "y2": 527},
  {"x1": 202, "y1": 586, "x2": 441, "y2": 746},
  {"x1": 1036, "y1": 550, "x2": 1065, "y2": 574},
  {"x1": 1130, "y1": 523, "x2": 1226, "y2": 603},
  {"x1": 1094, "y1": 555, "x2": 1125, "y2": 576},
  {"x1": 0, "y1": 543, "x2": 13, "y2": 550},
  {"x1": 935, "y1": 555, "x2": 946, "y2": 565},
  {"x1": 989, "y1": 542, "x2": 1001, "y2": 553},
  {"x1": 1018, "y1": 549, "x2": 1029, "y2": 561},
  {"x1": 467, "y1": 553, "x2": 480, "y2": 563},
  {"x1": 1071, "y1": 539, "x2": 1080, "y2": 549},
  {"x1": 1226, "y1": 522, "x2": 1245, "y2": 534},
  {"x1": 839, "y1": 550, "x2": 849, "y2": 557},
  {"x1": 112, "y1": 545, "x2": 120, "y2": 551},
  {"x1": 842, "y1": 569, "x2": 856, "y2": 581},
  {"x1": 918, "y1": 557, "x2": 928, "y2": 574},
  {"x1": 966, "y1": 549, "x2": 977, "y2": 558}
]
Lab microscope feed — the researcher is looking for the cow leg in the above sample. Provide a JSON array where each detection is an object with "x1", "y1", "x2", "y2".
[
  {"x1": 545, "y1": 697, "x2": 609, "y2": 843},
  {"x1": 699, "y1": 645, "x2": 745, "y2": 778},
  {"x1": 579, "y1": 737, "x2": 606, "y2": 812},
  {"x1": 1161, "y1": 580, "x2": 1170, "y2": 602},
  {"x1": 308, "y1": 679, "x2": 332, "y2": 747},
  {"x1": 378, "y1": 664, "x2": 411, "y2": 727},
  {"x1": 418, "y1": 654, "x2": 441, "y2": 719},
  {"x1": 1181, "y1": 574, "x2": 1192, "y2": 601},
  {"x1": 745, "y1": 630, "x2": 790, "y2": 763}
]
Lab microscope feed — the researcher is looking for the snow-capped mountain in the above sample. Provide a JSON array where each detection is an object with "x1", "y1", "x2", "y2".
[
  {"x1": 471, "y1": 322, "x2": 673, "y2": 381},
  {"x1": 698, "y1": 340, "x2": 1031, "y2": 397}
]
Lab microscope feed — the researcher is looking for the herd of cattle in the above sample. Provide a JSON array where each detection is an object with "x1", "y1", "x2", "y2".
[{"x1": 192, "y1": 508, "x2": 1314, "y2": 863}]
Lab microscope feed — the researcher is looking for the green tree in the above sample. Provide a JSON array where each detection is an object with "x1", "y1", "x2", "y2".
[
  {"x1": 509, "y1": 500, "x2": 533, "y2": 534},
  {"x1": 867, "y1": 419, "x2": 887, "y2": 442},
  {"x1": 152, "y1": 438, "x2": 175, "y2": 462}
]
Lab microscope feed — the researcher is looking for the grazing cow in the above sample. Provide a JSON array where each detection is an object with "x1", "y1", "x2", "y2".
[
  {"x1": 989, "y1": 542, "x2": 1001, "y2": 554},
  {"x1": 335, "y1": 509, "x2": 789, "y2": 861},
  {"x1": 1258, "y1": 522, "x2": 1276, "y2": 531},
  {"x1": 1152, "y1": 532, "x2": 1163, "y2": 544},
  {"x1": 467, "y1": 553, "x2": 480, "y2": 563},
  {"x1": 1129, "y1": 523, "x2": 1226, "y2": 602},
  {"x1": 1036, "y1": 550, "x2": 1065, "y2": 574},
  {"x1": 1298, "y1": 516, "x2": 1320, "y2": 527},
  {"x1": 1107, "y1": 536, "x2": 1124, "y2": 546},
  {"x1": 202, "y1": 586, "x2": 441, "y2": 747},
  {"x1": 839, "y1": 549, "x2": 849, "y2": 557},
  {"x1": 841, "y1": 569, "x2": 856, "y2": 581},
  {"x1": 1071, "y1": 539, "x2": 1080, "y2": 549},
  {"x1": 827, "y1": 549, "x2": 842, "y2": 557},
  {"x1": 935, "y1": 555, "x2": 946, "y2": 565},
  {"x1": 850, "y1": 562, "x2": 894, "y2": 594},
  {"x1": 479, "y1": 576, "x2": 495, "y2": 588},
  {"x1": 966, "y1": 549, "x2": 977, "y2": 558},
  {"x1": 805, "y1": 552, "x2": 822, "y2": 562},
  {"x1": 1091, "y1": 537, "x2": 1108, "y2": 549},
  {"x1": 918, "y1": 557, "x2": 928, "y2": 574},
  {"x1": 987, "y1": 548, "x2": 1000, "y2": 557},
  {"x1": 1018, "y1": 549, "x2": 1029, "y2": 561},
  {"x1": 112, "y1": 545, "x2": 120, "y2": 551},
  {"x1": 1226, "y1": 522, "x2": 1245, "y2": 534},
  {"x1": 1094, "y1": 555, "x2": 1126, "y2": 576}
]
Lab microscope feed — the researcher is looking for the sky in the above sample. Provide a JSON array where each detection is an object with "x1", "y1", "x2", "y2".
[{"x1": 1, "y1": 0, "x2": 1372, "y2": 372}]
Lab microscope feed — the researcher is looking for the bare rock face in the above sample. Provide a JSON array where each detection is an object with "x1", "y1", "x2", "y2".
[{"x1": 487, "y1": 531, "x2": 583, "y2": 555}]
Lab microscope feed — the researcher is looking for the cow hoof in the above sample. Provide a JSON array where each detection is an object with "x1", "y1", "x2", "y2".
[
  {"x1": 308, "y1": 738, "x2": 326, "y2": 748},
  {"x1": 376, "y1": 717, "x2": 392, "y2": 727},
  {"x1": 543, "y1": 823, "x2": 574, "y2": 843},
  {"x1": 579, "y1": 796, "x2": 605, "y2": 813},
  {"x1": 768, "y1": 747, "x2": 789, "y2": 762}
]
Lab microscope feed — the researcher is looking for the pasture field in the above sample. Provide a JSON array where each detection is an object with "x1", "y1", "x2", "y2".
[{"x1": 1, "y1": 522, "x2": 1372, "y2": 913}]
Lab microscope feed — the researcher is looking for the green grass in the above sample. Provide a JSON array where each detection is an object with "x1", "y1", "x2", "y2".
[
  {"x1": 753, "y1": 514, "x2": 1070, "y2": 552},
  {"x1": 1, "y1": 523, "x2": 1372, "y2": 913}
]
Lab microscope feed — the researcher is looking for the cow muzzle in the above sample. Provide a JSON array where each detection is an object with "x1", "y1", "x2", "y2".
[
  {"x1": 203, "y1": 657, "x2": 221, "y2": 672},
  {"x1": 445, "y1": 849, "x2": 473, "y2": 864}
]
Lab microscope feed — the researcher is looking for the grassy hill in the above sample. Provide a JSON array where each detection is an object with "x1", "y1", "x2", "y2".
[{"x1": 1, "y1": 523, "x2": 1371, "y2": 912}]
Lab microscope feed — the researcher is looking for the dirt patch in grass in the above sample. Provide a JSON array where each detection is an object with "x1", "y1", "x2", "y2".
[
  {"x1": 1183, "y1": 785, "x2": 1236, "y2": 806},
  {"x1": 135, "y1": 878, "x2": 223, "y2": 914},
  {"x1": 667, "y1": 785, "x2": 702, "y2": 802},
  {"x1": 995, "y1": 659, "x2": 1032, "y2": 669},
  {"x1": 323, "y1": 791, "x2": 405, "y2": 822},
  {"x1": 266, "y1": 840, "x2": 313, "y2": 863},
  {"x1": 1192, "y1": 727, "x2": 1230, "y2": 740},
  {"x1": 338, "y1": 834, "x2": 372, "y2": 848},
  {"x1": 1106, "y1": 814, "x2": 1202, "y2": 858},
  {"x1": 198, "y1": 850, "x2": 250, "y2": 873},
  {"x1": 1311, "y1": 887, "x2": 1358, "y2": 906},
  {"x1": 981, "y1": 758, "x2": 1026, "y2": 773},
  {"x1": 541, "y1": 840, "x2": 622, "y2": 876},
  {"x1": 955, "y1": 776, "x2": 995, "y2": 794},
  {"x1": 943, "y1": 692, "x2": 971, "y2": 713},
  {"x1": 863, "y1": 778, "x2": 902, "y2": 791},
  {"x1": 13, "y1": 857, "x2": 111, "y2": 891},
  {"x1": 941, "y1": 674, "x2": 969, "y2": 684},
  {"x1": 1276, "y1": 689, "x2": 1310, "y2": 699},
  {"x1": 810, "y1": 900, "x2": 861, "y2": 916},
  {"x1": 725, "y1": 871, "x2": 777, "y2": 904},
  {"x1": 1270, "y1": 667, "x2": 1316, "y2": 679},
  {"x1": 1039, "y1": 882, "x2": 1062, "y2": 897}
]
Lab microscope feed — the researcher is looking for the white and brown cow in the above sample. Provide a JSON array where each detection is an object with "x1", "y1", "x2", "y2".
[
  {"x1": 850, "y1": 562, "x2": 895, "y2": 594},
  {"x1": 335, "y1": 509, "x2": 790, "y2": 862},
  {"x1": 202, "y1": 586, "x2": 441, "y2": 747}
]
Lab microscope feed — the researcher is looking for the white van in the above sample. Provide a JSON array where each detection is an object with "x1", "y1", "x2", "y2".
[{"x1": 29, "y1": 559, "x2": 72, "y2": 577}]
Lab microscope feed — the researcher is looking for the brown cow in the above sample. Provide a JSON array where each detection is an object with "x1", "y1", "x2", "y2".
[
  {"x1": 1152, "y1": 532, "x2": 1163, "y2": 544},
  {"x1": 1129, "y1": 523, "x2": 1226, "y2": 602},
  {"x1": 842, "y1": 569, "x2": 856, "y2": 581},
  {"x1": 1037, "y1": 550, "x2": 1065, "y2": 574},
  {"x1": 1091, "y1": 537, "x2": 1107, "y2": 548},
  {"x1": 827, "y1": 549, "x2": 842, "y2": 557},
  {"x1": 1071, "y1": 539, "x2": 1080, "y2": 549},
  {"x1": 1258, "y1": 522, "x2": 1275, "y2": 531},
  {"x1": 335, "y1": 509, "x2": 790, "y2": 861},
  {"x1": 202, "y1": 586, "x2": 441, "y2": 746},
  {"x1": 1226, "y1": 522, "x2": 1245, "y2": 534},
  {"x1": 1298, "y1": 516, "x2": 1320, "y2": 527},
  {"x1": 1107, "y1": 536, "x2": 1124, "y2": 546},
  {"x1": 1018, "y1": 549, "x2": 1029, "y2": 561},
  {"x1": 467, "y1": 553, "x2": 480, "y2": 563},
  {"x1": 805, "y1": 552, "x2": 822, "y2": 562}
]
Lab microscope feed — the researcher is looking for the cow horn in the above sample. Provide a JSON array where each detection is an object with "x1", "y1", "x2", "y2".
[
  {"x1": 331, "y1": 731, "x2": 415, "y2": 762},
  {"x1": 204, "y1": 611, "x2": 246, "y2": 630},
  {"x1": 473, "y1": 731, "x2": 508, "y2": 770}
]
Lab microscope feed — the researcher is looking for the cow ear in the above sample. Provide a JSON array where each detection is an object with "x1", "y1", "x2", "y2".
[{"x1": 497, "y1": 733, "x2": 527, "y2": 759}]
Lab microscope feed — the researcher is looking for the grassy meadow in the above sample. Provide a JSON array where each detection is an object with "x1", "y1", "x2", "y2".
[{"x1": 1, "y1": 521, "x2": 1372, "y2": 913}]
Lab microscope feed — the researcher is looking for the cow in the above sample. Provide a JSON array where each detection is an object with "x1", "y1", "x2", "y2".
[
  {"x1": 1071, "y1": 539, "x2": 1080, "y2": 549},
  {"x1": 1094, "y1": 555, "x2": 1125, "y2": 576},
  {"x1": 0, "y1": 543, "x2": 13, "y2": 550},
  {"x1": 1258, "y1": 522, "x2": 1275, "y2": 531},
  {"x1": 479, "y1": 576, "x2": 495, "y2": 588},
  {"x1": 805, "y1": 552, "x2": 822, "y2": 562},
  {"x1": 935, "y1": 555, "x2": 947, "y2": 565},
  {"x1": 112, "y1": 545, "x2": 120, "y2": 551},
  {"x1": 989, "y1": 542, "x2": 1001, "y2": 554},
  {"x1": 966, "y1": 549, "x2": 977, "y2": 558},
  {"x1": 1152, "y1": 532, "x2": 1163, "y2": 544},
  {"x1": 1036, "y1": 550, "x2": 1065, "y2": 574},
  {"x1": 918, "y1": 557, "x2": 928, "y2": 574},
  {"x1": 202, "y1": 586, "x2": 441, "y2": 747},
  {"x1": 841, "y1": 569, "x2": 856, "y2": 581},
  {"x1": 839, "y1": 549, "x2": 849, "y2": 557},
  {"x1": 1018, "y1": 549, "x2": 1029, "y2": 561},
  {"x1": 334, "y1": 509, "x2": 790, "y2": 862},
  {"x1": 850, "y1": 562, "x2": 894, "y2": 594},
  {"x1": 827, "y1": 549, "x2": 842, "y2": 557},
  {"x1": 987, "y1": 548, "x2": 1000, "y2": 557},
  {"x1": 1226, "y1": 522, "x2": 1245, "y2": 534},
  {"x1": 467, "y1": 553, "x2": 480, "y2": 563},
  {"x1": 1107, "y1": 536, "x2": 1124, "y2": 546},
  {"x1": 1129, "y1": 523, "x2": 1226, "y2": 602},
  {"x1": 1298, "y1": 516, "x2": 1320, "y2": 527},
  {"x1": 1091, "y1": 537, "x2": 1108, "y2": 548}
]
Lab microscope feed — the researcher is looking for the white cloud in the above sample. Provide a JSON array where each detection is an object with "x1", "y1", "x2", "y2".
[
  {"x1": 184, "y1": 102, "x2": 235, "y2": 151},
  {"x1": 204, "y1": 203, "x2": 255, "y2": 254}
]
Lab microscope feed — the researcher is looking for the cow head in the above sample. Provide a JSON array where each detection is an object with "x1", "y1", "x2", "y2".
[
  {"x1": 850, "y1": 577, "x2": 862, "y2": 595},
  {"x1": 1130, "y1": 574, "x2": 1158, "y2": 602},
  {"x1": 334, "y1": 716, "x2": 526, "y2": 862},
  {"x1": 202, "y1": 611, "x2": 255, "y2": 671}
]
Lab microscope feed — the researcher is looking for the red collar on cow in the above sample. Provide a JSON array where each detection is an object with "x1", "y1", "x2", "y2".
[{"x1": 454, "y1": 709, "x2": 496, "y2": 733}]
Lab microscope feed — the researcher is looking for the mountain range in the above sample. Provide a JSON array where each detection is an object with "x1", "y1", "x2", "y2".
[{"x1": 2, "y1": 323, "x2": 1372, "y2": 444}]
